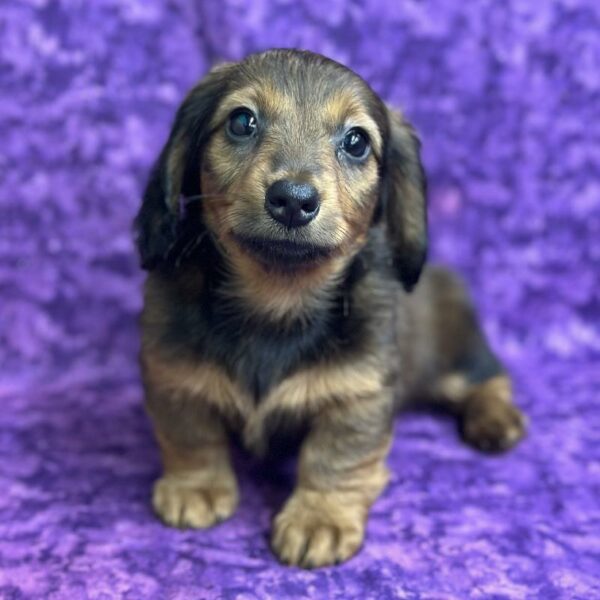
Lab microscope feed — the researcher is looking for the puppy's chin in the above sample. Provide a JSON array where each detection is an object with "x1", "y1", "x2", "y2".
[{"x1": 231, "y1": 233, "x2": 338, "y2": 274}]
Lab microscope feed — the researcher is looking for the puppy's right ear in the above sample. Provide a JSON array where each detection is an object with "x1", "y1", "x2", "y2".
[{"x1": 134, "y1": 64, "x2": 233, "y2": 270}]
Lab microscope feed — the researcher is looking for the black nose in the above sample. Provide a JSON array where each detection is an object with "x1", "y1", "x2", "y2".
[{"x1": 265, "y1": 180, "x2": 320, "y2": 228}]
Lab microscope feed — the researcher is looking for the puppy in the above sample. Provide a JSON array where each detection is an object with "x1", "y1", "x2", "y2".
[{"x1": 134, "y1": 49, "x2": 526, "y2": 568}]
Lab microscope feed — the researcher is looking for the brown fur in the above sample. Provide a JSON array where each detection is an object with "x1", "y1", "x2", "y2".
[{"x1": 133, "y1": 49, "x2": 527, "y2": 568}]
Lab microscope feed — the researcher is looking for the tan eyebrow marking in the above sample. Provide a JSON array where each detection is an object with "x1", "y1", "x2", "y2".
[
  {"x1": 323, "y1": 91, "x2": 382, "y2": 158},
  {"x1": 210, "y1": 87, "x2": 259, "y2": 128},
  {"x1": 211, "y1": 83, "x2": 295, "y2": 128}
]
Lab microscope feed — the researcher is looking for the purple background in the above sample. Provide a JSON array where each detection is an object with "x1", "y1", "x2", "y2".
[{"x1": 1, "y1": 1, "x2": 599, "y2": 598}]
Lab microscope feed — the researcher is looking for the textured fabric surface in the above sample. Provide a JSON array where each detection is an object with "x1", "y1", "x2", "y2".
[{"x1": 1, "y1": 1, "x2": 599, "y2": 598}]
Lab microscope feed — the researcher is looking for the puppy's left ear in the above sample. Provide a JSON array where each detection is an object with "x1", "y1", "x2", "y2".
[{"x1": 382, "y1": 109, "x2": 428, "y2": 291}]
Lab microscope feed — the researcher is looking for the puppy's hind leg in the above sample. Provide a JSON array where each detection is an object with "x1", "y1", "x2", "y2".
[
  {"x1": 420, "y1": 268, "x2": 527, "y2": 453},
  {"x1": 437, "y1": 371, "x2": 527, "y2": 453}
]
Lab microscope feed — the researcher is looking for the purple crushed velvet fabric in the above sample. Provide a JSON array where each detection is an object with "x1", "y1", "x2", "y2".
[{"x1": 1, "y1": 1, "x2": 599, "y2": 598}]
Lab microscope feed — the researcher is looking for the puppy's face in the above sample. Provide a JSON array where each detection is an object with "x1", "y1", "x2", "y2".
[
  {"x1": 200, "y1": 60, "x2": 386, "y2": 276},
  {"x1": 136, "y1": 50, "x2": 427, "y2": 300}
]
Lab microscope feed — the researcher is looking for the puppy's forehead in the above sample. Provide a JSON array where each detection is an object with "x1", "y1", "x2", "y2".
[
  {"x1": 211, "y1": 52, "x2": 385, "y2": 152},
  {"x1": 218, "y1": 81, "x2": 368, "y2": 120}
]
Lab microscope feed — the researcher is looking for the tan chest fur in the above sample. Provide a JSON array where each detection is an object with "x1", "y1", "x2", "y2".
[{"x1": 141, "y1": 349, "x2": 386, "y2": 453}]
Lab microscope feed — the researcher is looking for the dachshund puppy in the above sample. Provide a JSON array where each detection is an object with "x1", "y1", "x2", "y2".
[{"x1": 134, "y1": 49, "x2": 526, "y2": 568}]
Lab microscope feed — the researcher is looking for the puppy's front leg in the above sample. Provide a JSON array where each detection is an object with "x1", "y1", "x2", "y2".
[
  {"x1": 272, "y1": 394, "x2": 393, "y2": 568},
  {"x1": 148, "y1": 396, "x2": 239, "y2": 529}
]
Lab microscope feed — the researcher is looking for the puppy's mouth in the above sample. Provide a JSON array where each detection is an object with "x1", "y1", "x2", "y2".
[{"x1": 232, "y1": 234, "x2": 337, "y2": 271}]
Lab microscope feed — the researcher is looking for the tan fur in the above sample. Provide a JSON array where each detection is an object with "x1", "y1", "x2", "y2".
[
  {"x1": 152, "y1": 430, "x2": 239, "y2": 529},
  {"x1": 323, "y1": 91, "x2": 383, "y2": 157},
  {"x1": 141, "y1": 344, "x2": 388, "y2": 456},
  {"x1": 272, "y1": 422, "x2": 391, "y2": 567},
  {"x1": 436, "y1": 373, "x2": 471, "y2": 404},
  {"x1": 141, "y1": 351, "x2": 250, "y2": 420},
  {"x1": 165, "y1": 138, "x2": 187, "y2": 210},
  {"x1": 271, "y1": 485, "x2": 384, "y2": 568},
  {"x1": 473, "y1": 374, "x2": 513, "y2": 404},
  {"x1": 268, "y1": 357, "x2": 385, "y2": 410},
  {"x1": 222, "y1": 251, "x2": 349, "y2": 322},
  {"x1": 462, "y1": 375, "x2": 526, "y2": 452},
  {"x1": 243, "y1": 354, "x2": 387, "y2": 453},
  {"x1": 212, "y1": 83, "x2": 296, "y2": 127}
]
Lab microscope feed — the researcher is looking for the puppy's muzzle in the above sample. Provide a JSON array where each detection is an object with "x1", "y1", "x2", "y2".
[{"x1": 265, "y1": 180, "x2": 320, "y2": 228}]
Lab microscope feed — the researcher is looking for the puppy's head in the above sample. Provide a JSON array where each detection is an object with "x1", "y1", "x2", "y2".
[{"x1": 135, "y1": 50, "x2": 427, "y2": 295}]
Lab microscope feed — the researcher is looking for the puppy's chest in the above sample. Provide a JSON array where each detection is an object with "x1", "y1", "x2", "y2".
[
  {"x1": 169, "y1": 293, "x2": 367, "y2": 403},
  {"x1": 210, "y1": 325, "x2": 321, "y2": 403},
  {"x1": 159, "y1": 297, "x2": 390, "y2": 453}
]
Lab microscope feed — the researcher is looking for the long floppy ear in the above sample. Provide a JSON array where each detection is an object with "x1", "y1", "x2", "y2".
[
  {"x1": 134, "y1": 64, "x2": 233, "y2": 270},
  {"x1": 382, "y1": 109, "x2": 428, "y2": 291}
]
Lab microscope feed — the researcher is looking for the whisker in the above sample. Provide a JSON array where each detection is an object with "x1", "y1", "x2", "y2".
[
  {"x1": 179, "y1": 192, "x2": 245, "y2": 204},
  {"x1": 178, "y1": 192, "x2": 243, "y2": 219},
  {"x1": 174, "y1": 231, "x2": 208, "y2": 268}
]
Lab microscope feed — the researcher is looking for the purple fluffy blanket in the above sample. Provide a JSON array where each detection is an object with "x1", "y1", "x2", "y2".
[{"x1": 1, "y1": 1, "x2": 599, "y2": 598}]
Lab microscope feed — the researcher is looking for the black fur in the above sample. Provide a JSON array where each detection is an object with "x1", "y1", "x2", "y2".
[
  {"x1": 383, "y1": 116, "x2": 428, "y2": 291},
  {"x1": 134, "y1": 66, "x2": 233, "y2": 270}
]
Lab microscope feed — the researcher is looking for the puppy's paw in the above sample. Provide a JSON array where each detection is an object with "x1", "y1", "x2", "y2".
[
  {"x1": 462, "y1": 394, "x2": 527, "y2": 453},
  {"x1": 152, "y1": 477, "x2": 238, "y2": 529},
  {"x1": 271, "y1": 490, "x2": 366, "y2": 568}
]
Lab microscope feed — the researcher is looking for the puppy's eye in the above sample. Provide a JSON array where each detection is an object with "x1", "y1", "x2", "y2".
[
  {"x1": 342, "y1": 128, "x2": 370, "y2": 159},
  {"x1": 228, "y1": 108, "x2": 257, "y2": 138}
]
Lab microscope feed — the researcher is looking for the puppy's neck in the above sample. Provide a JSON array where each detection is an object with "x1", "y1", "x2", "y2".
[{"x1": 220, "y1": 251, "x2": 352, "y2": 325}]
